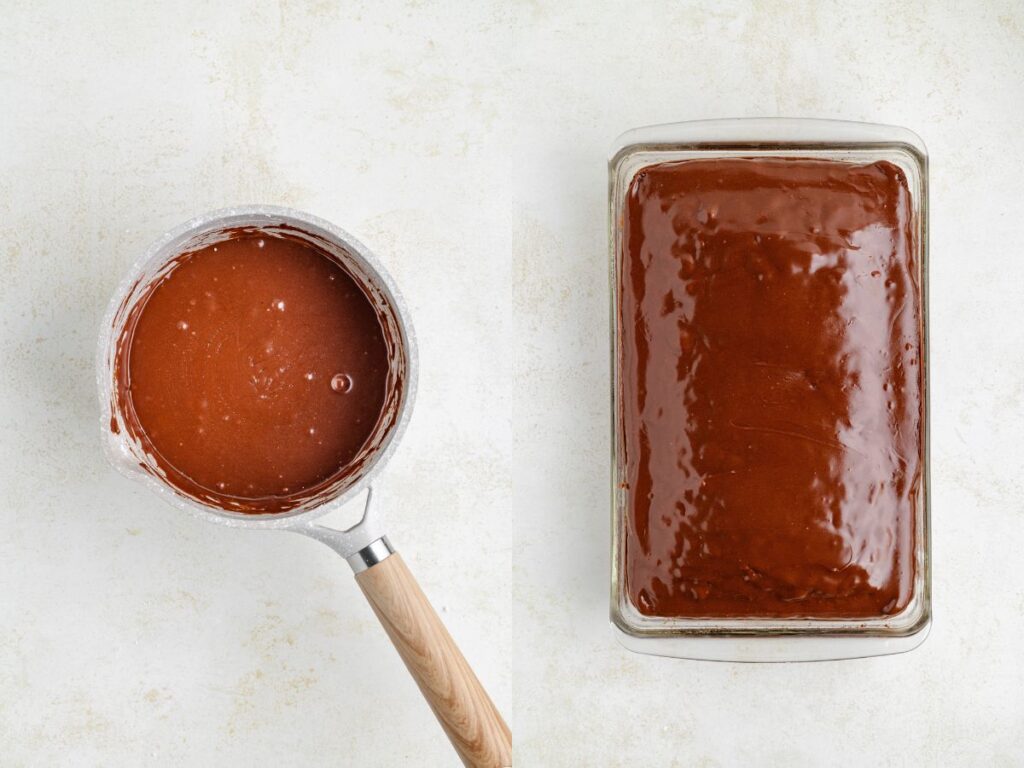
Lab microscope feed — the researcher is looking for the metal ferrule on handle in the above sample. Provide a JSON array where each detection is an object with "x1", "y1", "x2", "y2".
[{"x1": 347, "y1": 536, "x2": 395, "y2": 573}]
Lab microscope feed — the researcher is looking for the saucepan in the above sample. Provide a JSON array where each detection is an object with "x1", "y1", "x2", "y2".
[{"x1": 97, "y1": 206, "x2": 511, "y2": 767}]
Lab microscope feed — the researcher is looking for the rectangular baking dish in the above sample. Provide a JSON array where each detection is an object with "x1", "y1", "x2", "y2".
[{"x1": 609, "y1": 118, "x2": 930, "y2": 661}]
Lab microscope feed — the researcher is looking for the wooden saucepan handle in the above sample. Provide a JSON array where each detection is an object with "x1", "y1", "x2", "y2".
[{"x1": 355, "y1": 551, "x2": 512, "y2": 767}]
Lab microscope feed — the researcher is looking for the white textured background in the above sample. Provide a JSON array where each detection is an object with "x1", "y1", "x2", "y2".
[{"x1": 1, "y1": 1, "x2": 1022, "y2": 765}]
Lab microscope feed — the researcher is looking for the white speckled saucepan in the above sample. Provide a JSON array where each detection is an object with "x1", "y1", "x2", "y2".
[{"x1": 97, "y1": 206, "x2": 512, "y2": 768}]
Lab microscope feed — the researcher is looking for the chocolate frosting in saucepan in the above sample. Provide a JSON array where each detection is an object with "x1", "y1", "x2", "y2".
[{"x1": 112, "y1": 227, "x2": 405, "y2": 514}]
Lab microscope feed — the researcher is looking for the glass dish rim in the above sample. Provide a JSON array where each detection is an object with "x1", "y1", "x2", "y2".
[{"x1": 608, "y1": 119, "x2": 931, "y2": 657}]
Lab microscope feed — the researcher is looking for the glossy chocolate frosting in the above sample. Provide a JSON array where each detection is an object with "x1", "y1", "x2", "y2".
[
  {"x1": 114, "y1": 230, "x2": 393, "y2": 514},
  {"x1": 619, "y1": 157, "x2": 923, "y2": 619}
]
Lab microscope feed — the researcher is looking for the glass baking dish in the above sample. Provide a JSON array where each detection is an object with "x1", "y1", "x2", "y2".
[{"x1": 609, "y1": 118, "x2": 930, "y2": 661}]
